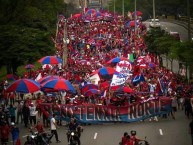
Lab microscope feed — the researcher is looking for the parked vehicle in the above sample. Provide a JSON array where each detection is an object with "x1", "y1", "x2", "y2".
[{"x1": 149, "y1": 19, "x2": 160, "y2": 28}]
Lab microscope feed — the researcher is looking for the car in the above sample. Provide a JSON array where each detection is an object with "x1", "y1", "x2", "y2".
[
  {"x1": 170, "y1": 32, "x2": 180, "y2": 41},
  {"x1": 149, "y1": 19, "x2": 161, "y2": 28}
]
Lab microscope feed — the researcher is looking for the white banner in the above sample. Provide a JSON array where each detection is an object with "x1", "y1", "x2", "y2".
[
  {"x1": 116, "y1": 60, "x2": 132, "y2": 77},
  {"x1": 110, "y1": 73, "x2": 127, "y2": 86}
]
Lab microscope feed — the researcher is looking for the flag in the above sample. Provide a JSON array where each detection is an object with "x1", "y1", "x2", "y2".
[
  {"x1": 89, "y1": 74, "x2": 100, "y2": 85},
  {"x1": 156, "y1": 78, "x2": 163, "y2": 94},
  {"x1": 131, "y1": 74, "x2": 145, "y2": 86},
  {"x1": 35, "y1": 73, "x2": 42, "y2": 82},
  {"x1": 100, "y1": 90, "x2": 107, "y2": 98},
  {"x1": 128, "y1": 54, "x2": 134, "y2": 62},
  {"x1": 110, "y1": 72, "x2": 128, "y2": 86}
]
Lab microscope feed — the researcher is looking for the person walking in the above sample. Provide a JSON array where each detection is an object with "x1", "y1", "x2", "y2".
[
  {"x1": 29, "y1": 103, "x2": 37, "y2": 126},
  {"x1": 0, "y1": 121, "x2": 9, "y2": 145},
  {"x1": 10, "y1": 122, "x2": 20, "y2": 145},
  {"x1": 8, "y1": 104, "x2": 17, "y2": 123},
  {"x1": 16, "y1": 101, "x2": 23, "y2": 124},
  {"x1": 50, "y1": 114, "x2": 61, "y2": 143},
  {"x1": 22, "y1": 102, "x2": 30, "y2": 127}
]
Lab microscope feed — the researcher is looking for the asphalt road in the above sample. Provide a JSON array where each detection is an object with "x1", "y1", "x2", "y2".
[{"x1": 19, "y1": 110, "x2": 191, "y2": 145}]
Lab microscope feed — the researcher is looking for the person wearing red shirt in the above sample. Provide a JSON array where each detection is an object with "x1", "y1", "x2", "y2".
[
  {"x1": 34, "y1": 121, "x2": 44, "y2": 134},
  {"x1": 0, "y1": 121, "x2": 10, "y2": 145},
  {"x1": 121, "y1": 132, "x2": 128, "y2": 145}
]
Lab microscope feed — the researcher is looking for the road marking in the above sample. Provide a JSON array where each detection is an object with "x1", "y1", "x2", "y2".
[
  {"x1": 155, "y1": 116, "x2": 158, "y2": 121},
  {"x1": 159, "y1": 129, "x2": 163, "y2": 135},
  {"x1": 94, "y1": 133, "x2": 98, "y2": 139}
]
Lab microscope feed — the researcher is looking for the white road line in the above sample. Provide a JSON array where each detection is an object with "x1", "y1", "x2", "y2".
[
  {"x1": 94, "y1": 132, "x2": 98, "y2": 139},
  {"x1": 159, "y1": 129, "x2": 163, "y2": 135}
]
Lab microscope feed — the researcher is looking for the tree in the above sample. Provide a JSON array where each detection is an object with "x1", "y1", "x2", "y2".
[{"x1": 0, "y1": 0, "x2": 79, "y2": 73}]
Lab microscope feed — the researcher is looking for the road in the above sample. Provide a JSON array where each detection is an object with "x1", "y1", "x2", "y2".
[{"x1": 19, "y1": 110, "x2": 191, "y2": 145}]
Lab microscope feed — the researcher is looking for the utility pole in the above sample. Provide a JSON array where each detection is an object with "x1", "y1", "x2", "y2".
[
  {"x1": 62, "y1": 19, "x2": 68, "y2": 68},
  {"x1": 187, "y1": 0, "x2": 191, "y2": 41},
  {"x1": 122, "y1": 0, "x2": 124, "y2": 17},
  {"x1": 153, "y1": 0, "x2": 155, "y2": 20},
  {"x1": 113, "y1": 0, "x2": 115, "y2": 14}
]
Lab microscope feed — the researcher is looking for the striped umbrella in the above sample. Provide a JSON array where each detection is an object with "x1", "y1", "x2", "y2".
[
  {"x1": 38, "y1": 56, "x2": 62, "y2": 64},
  {"x1": 41, "y1": 78, "x2": 76, "y2": 93},
  {"x1": 6, "y1": 79, "x2": 40, "y2": 93}
]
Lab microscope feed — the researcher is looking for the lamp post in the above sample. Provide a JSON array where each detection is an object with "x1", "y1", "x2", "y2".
[{"x1": 153, "y1": 0, "x2": 155, "y2": 20}]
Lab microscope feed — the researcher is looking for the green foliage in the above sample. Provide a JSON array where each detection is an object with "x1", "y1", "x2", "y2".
[
  {"x1": 16, "y1": 65, "x2": 26, "y2": 77},
  {"x1": 107, "y1": 0, "x2": 193, "y2": 19},
  {"x1": 0, "y1": 0, "x2": 79, "y2": 74},
  {"x1": 145, "y1": 27, "x2": 193, "y2": 67}
]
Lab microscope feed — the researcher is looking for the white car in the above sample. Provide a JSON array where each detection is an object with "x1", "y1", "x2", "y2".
[{"x1": 149, "y1": 19, "x2": 160, "y2": 28}]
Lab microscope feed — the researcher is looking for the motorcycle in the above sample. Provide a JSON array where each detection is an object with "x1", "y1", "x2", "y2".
[
  {"x1": 28, "y1": 128, "x2": 53, "y2": 145},
  {"x1": 119, "y1": 136, "x2": 150, "y2": 145},
  {"x1": 138, "y1": 137, "x2": 150, "y2": 145},
  {"x1": 67, "y1": 130, "x2": 80, "y2": 145}
]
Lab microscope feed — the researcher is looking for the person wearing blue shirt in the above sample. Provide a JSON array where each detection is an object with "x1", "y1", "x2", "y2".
[
  {"x1": 10, "y1": 122, "x2": 20, "y2": 145},
  {"x1": 8, "y1": 104, "x2": 16, "y2": 123}
]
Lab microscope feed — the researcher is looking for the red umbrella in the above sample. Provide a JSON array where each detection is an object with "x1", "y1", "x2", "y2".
[
  {"x1": 6, "y1": 79, "x2": 40, "y2": 93},
  {"x1": 72, "y1": 13, "x2": 82, "y2": 19}
]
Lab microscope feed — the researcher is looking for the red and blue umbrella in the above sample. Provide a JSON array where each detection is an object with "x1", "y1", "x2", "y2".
[
  {"x1": 132, "y1": 11, "x2": 143, "y2": 16},
  {"x1": 41, "y1": 78, "x2": 76, "y2": 93},
  {"x1": 38, "y1": 56, "x2": 62, "y2": 64},
  {"x1": 81, "y1": 84, "x2": 98, "y2": 93},
  {"x1": 84, "y1": 89, "x2": 100, "y2": 97},
  {"x1": 148, "y1": 63, "x2": 156, "y2": 69},
  {"x1": 38, "y1": 75, "x2": 60, "y2": 84},
  {"x1": 113, "y1": 86, "x2": 134, "y2": 93},
  {"x1": 91, "y1": 67, "x2": 116, "y2": 79},
  {"x1": 6, "y1": 79, "x2": 40, "y2": 93},
  {"x1": 25, "y1": 64, "x2": 34, "y2": 69},
  {"x1": 86, "y1": 9, "x2": 96, "y2": 15},
  {"x1": 125, "y1": 21, "x2": 139, "y2": 27},
  {"x1": 106, "y1": 57, "x2": 129, "y2": 65}
]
